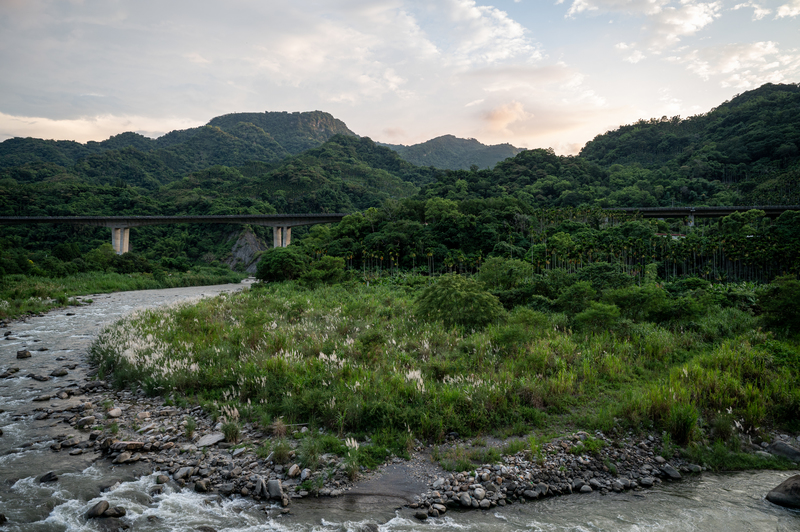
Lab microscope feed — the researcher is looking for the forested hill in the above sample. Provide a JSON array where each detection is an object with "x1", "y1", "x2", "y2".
[
  {"x1": 0, "y1": 111, "x2": 357, "y2": 189},
  {"x1": 576, "y1": 82, "x2": 800, "y2": 204},
  {"x1": 382, "y1": 135, "x2": 523, "y2": 170}
]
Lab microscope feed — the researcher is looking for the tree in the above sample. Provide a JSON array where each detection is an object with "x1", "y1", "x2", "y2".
[
  {"x1": 757, "y1": 275, "x2": 800, "y2": 333},
  {"x1": 256, "y1": 247, "x2": 308, "y2": 282},
  {"x1": 415, "y1": 274, "x2": 504, "y2": 330}
]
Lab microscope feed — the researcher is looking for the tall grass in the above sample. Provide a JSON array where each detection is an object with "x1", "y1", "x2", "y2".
[{"x1": 89, "y1": 278, "x2": 800, "y2": 445}]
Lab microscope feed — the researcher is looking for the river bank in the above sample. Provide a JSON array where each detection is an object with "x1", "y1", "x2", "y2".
[{"x1": 1, "y1": 282, "x2": 799, "y2": 530}]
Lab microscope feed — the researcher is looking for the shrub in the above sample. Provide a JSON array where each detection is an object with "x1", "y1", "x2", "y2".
[
  {"x1": 554, "y1": 281, "x2": 596, "y2": 316},
  {"x1": 574, "y1": 301, "x2": 620, "y2": 332},
  {"x1": 256, "y1": 247, "x2": 308, "y2": 282},
  {"x1": 667, "y1": 402, "x2": 698, "y2": 445},
  {"x1": 415, "y1": 274, "x2": 504, "y2": 330},
  {"x1": 273, "y1": 439, "x2": 292, "y2": 464},
  {"x1": 602, "y1": 284, "x2": 668, "y2": 322},
  {"x1": 298, "y1": 435, "x2": 322, "y2": 470},
  {"x1": 222, "y1": 421, "x2": 241, "y2": 443},
  {"x1": 300, "y1": 255, "x2": 347, "y2": 287},
  {"x1": 757, "y1": 275, "x2": 800, "y2": 333},
  {"x1": 476, "y1": 256, "x2": 533, "y2": 290}
]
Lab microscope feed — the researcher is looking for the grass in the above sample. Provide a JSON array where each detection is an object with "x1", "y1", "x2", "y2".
[
  {"x1": 0, "y1": 269, "x2": 246, "y2": 321},
  {"x1": 88, "y1": 278, "x2": 800, "y2": 460}
]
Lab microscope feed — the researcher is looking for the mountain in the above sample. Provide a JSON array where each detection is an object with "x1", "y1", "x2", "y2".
[
  {"x1": 0, "y1": 111, "x2": 358, "y2": 189},
  {"x1": 382, "y1": 135, "x2": 523, "y2": 170}
]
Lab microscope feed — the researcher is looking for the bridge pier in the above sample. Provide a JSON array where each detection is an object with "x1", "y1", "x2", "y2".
[
  {"x1": 111, "y1": 227, "x2": 130, "y2": 254},
  {"x1": 272, "y1": 226, "x2": 292, "y2": 248}
]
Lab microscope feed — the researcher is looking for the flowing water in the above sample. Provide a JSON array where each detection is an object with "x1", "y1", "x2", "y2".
[{"x1": 1, "y1": 282, "x2": 798, "y2": 531}]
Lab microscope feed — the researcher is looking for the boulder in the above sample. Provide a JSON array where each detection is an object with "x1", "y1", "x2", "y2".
[
  {"x1": 156, "y1": 474, "x2": 170, "y2": 484},
  {"x1": 267, "y1": 479, "x2": 284, "y2": 500},
  {"x1": 107, "y1": 408, "x2": 122, "y2": 418},
  {"x1": 459, "y1": 493, "x2": 471, "y2": 507},
  {"x1": 196, "y1": 433, "x2": 225, "y2": 448},
  {"x1": 580, "y1": 485, "x2": 592, "y2": 493},
  {"x1": 103, "y1": 506, "x2": 126, "y2": 518},
  {"x1": 766, "y1": 475, "x2": 800, "y2": 509},
  {"x1": 39, "y1": 471, "x2": 58, "y2": 483},
  {"x1": 77, "y1": 416, "x2": 96, "y2": 428},
  {"x1": 112, "y1": 452, "x2": 131, "y2": 464},
  {"x1": 287, "y1": 464, "x2": 300, "y2": 477},
  {"x1": 50, "y1": 368, "x2": 69, "y2": 377},
  {"x1": 174, "y1": 467, "x2": 194, "y2": 480},
  {"x1": 414, "y1": 511, "x2": 428, "y2": 520},
  {"x1": 85, "y1": 500, "x2": 109, "y2": 518},
  {"x1": 16, "y1": 350, "x2": 31, "y2": 359},
  {"x1": 769, "y1": 441, "x2": 800, "y2": 463},
  {"x1": 660, "y1": 463, "x2": 682, "y2": 480},
  {"x1": 194, "y1": 479, "x2": 211, "y2": 492}
]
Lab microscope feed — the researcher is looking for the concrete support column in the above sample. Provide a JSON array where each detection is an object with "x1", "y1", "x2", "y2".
[
  {"x1": 121, "y1": 227, "x2": 130, "y2": 253},
  {"x1": 273, "y1": 226, "x2": 282, "y2": 248},
  {"x1": 284, "y1": 226, "x2": 291, "y2": 247},
  {"x1": 111, "y1": 228, "x2": 121, "y2": 254},
  {"x1": 687, "y1": 214, "x2": 695, "y2": 227}
]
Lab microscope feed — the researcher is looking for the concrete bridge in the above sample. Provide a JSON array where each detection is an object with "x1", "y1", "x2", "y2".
[
  {"x1": 607, "y1": 205, "x2": 800, "y2": 226},
  {"x1": 0, "y1": 214, "x2": 348, "y2": 254}
]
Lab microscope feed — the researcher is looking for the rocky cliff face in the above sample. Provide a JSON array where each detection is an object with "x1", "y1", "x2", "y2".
[{"x1": 224, "y1": 229, "x2": 267, "y2": 274}]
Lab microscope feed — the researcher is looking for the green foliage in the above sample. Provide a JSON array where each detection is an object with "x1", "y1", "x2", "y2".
[
  {"x1": 184, "y1": 416, "x2": 196, "y2": 438},
  {"x1": 256, "y1": 247, "x2": 308, "y2": 282},
  {"x1": 574, "y1": 301, "x2": 621, "y2": 332},
  {"x1": 757, "y1": 275, "x2": 800, "y2": 333},
  {"x1": 272, "y1": 439, "x2": 292, "y2": 464},
  {"x1": 415, "y1": 273, "x2": 504, "y2": 330},
  {"x1": 476, "y1": 256, "x2": 533, "y2": 290},
  {"x1": 222, "y1": 421, "x2": 241, "y2": 443},
  {"x1": 300, "y1": 255, "x2": 346, "y2": 287},
  {"x1": 298, "y1": 435, "x2": 322, "y2": 470},
  {"x1": 555, "y1": 281, "x2": 596, "y2": 316}
]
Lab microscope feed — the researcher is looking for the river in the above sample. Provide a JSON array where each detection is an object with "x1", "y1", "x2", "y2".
[{"x1": 1, "y1": 282, "x2": 798, "y2": 531}]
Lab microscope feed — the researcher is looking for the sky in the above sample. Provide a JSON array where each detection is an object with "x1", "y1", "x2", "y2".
[{"x1": 0, "y1": 0, "x2": 799, "y2": 154}]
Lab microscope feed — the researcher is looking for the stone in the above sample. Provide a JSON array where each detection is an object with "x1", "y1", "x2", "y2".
[
  {"x1": 769, "y1": 441, "x2": 800, "y2": 463},
  {"x1": 85, "y1": 501, "x2": 110, "y2": 518},
  {"x1": 96, "y1": 517, "x2": 130, "y2": 532},
  {"x1": 360, "y1": 524, "x2": 379, "y2": 532},
  {"x1": 137, "y1": 412, "x2": 150, "y2": 420},
  {"x1": 77, "y1": 416, "x2": 96, "y2": 428},
  {"x1": 300, "y1": 468, "x2": 311, "y2": 481},
  {"x1": 113, "y1": 452, "x2": 131, "y2": 464},
  {"x1": 174, "y1": 467, "x2": 194, "y2": 480},
  {"x1": 756, "y1": 451, "x2": 773, "y2": 459},
  {"x1": 194, "y1": 479, "x2": 211, "y2": 492},
  {"x1": 414, "y1": 511, "x2": 428, "y2": 520},
  {"x1": 459, "y1": 493, "x2": 472, "y2": 507},
  {"x1": 50, "y1": 368, "x2": 69, "y2": 377},
  {"x1": 640, "y1": 476, "x2": 655, "y2": 488},
  {"x1": 479, "y1": 499, "x2": 491, "y2": 509},
  {"x1": 612, "y1": 481, "x2": 624, "y2": 492},
  {"x1": 111, "y1": 441, "x2": 144, "y2": 451},
  {"x1": 39, "y1": 471, "x2": 58, "y2": 483},
  {"x1": 232, "y1": 447, "x2": 246, "y2": 458},
  {"x1": 31, "y1": 374, "x2": 50, "y2": 382},
  {"x1": 287, "y1": 464, "x2": 300, "y2": 477},
  {"x1": 473, "y1": 487, "x2": 486, "y2": 500},
  {"x1": 218, "y1": 483, "x2": 234, "y2": 496},
  {"x1": 107, "y1": 408, "x2": 122, "y2": 418},
  {"x1": 196, "y1": 433, "x2": 225, "y2": 448},
  {"x1": 0, "y1": 513, "x2": 6, "y2": 525},
  {"x1": 654, "y1": 456, "x2": 665, "y2": 464},
  {"x1": 688, "y1": 464, "x2": 702, "y2": 473},
  {"x1": 432, "y1": 503, "x2": 447, "y2": 514},
  {"x1": 660, "y1": 463, "x2": 682, "y2": 480},
  {"x1": 427, "y1": 507, "x2": 439, "y2": 517},
  {"x1": 523, "y1": 489, "x2": 540, "y2": 499},
  {"x1": 432, "y1": 477, "x2": 445, "y2": 489},
  {"x1": 580, "y1": 485, "x2": 593, "y2": 493},
  {"x1": 766, "y1": 475, "x2": 800, "y2": 509},
  {"x1": 16, "y1": 350, "x2": 31, "y2": 359},
  {"x1": 196, "y1": 527, "x2": 217, "y2": 532},
  {"x1": 156, "y1": 474, "x2": 170, "y2": 484},
  {"x1": 103, "y1": 506, "x2": 126, "y2": 518},
  {"x1": 267, "y1": 479, "x2": 284, "y2": 500}
]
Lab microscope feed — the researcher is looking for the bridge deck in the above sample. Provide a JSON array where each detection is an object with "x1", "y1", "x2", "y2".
[{"x1": 0, "y1": 213, "x2": 349, "y2": 228}]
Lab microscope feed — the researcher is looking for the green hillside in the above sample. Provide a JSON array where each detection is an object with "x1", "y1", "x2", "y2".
[{"x1": 383, "y1": 134, "x2": 523, "y2": 170}]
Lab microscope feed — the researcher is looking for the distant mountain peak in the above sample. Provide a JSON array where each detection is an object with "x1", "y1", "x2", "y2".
[{"x1": 381, "y1": 134, "x2": 523, "y2": 170}]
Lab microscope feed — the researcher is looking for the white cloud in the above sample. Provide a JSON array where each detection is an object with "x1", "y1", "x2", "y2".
[
  {"x1": 732, "y1": 2, "x2": 771, "y2": 20},
  {"x1": 667, "y1": 41, "x2": 800, "y2": 88},
  {"x1": 776, "y1": 0, "x2": 800, "y2": 17},
  {"x1": 0, "y1": 112, "x2": 200, "y2": 143}
]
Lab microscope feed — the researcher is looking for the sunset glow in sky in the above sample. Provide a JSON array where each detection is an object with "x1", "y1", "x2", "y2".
[{"x1": 1, "y1": 0, "x2": 799, "y2": 154}]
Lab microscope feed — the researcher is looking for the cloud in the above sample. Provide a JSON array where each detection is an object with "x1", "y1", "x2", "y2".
[
  {"x1": 732, "y1": 1, "x2": 771, "y2": 20},
  {"x1": 776, "y1": 0, "x2": 800, "y2": 17},
  {"x1": 0, "y1": 111, "x2": 201, "y2": 142},
  {"x1": 563, "y1": 1, "x2": 722, "y2": 51},
  {"x1": 483, "y1": 101, "x2": 532, "y2": 133},
  {"x1": 667, "y1": 41, "x2": 800, "y2": 88}
]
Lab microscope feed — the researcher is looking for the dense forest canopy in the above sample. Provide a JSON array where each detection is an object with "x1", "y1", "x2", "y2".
[{"x1": 1, "y1": 82, "x2": 798, "y2": 283}]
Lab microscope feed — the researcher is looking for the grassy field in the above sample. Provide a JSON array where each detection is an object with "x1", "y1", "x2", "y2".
[
  {"x1": 0, "y1": 268, "x2": 247, "y2": 321},
  {"x1": 89, "y1": 276, "x2": 800, "y2": 462}
]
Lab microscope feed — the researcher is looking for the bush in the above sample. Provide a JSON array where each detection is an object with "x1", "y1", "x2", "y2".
[
  {"x1": 757, "y1": 275, "x2": 800, "y2": 333},
  {"x1": 476, "y1": 256, "x2": 533, "y2": 291},
  {"x1": 300, "y1": 255, "x2": 346, "y2": 287},
  {"x1": 256, "y1": 247, "x2": 308, "y2": 282},
  {"x1": 574, "y1": 301, "x2": 621, "y2": 332},
  {"x1": 602, "y1": 284, "x2": 668, "y2": 322},
  {"x1": 667, "y1": 402, "x2": 698, "y2": 445},
  {"x1": 415, "y1": 274, "x2": 504, "y2": 330},
  {"x1": 555, "y1": 281, "x2": 596, "y2": 316}
]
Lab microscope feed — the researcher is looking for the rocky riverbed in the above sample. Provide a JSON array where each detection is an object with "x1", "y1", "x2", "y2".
[{"x1": 1, "y1": 283, "x2": 799, "y2": 530}]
